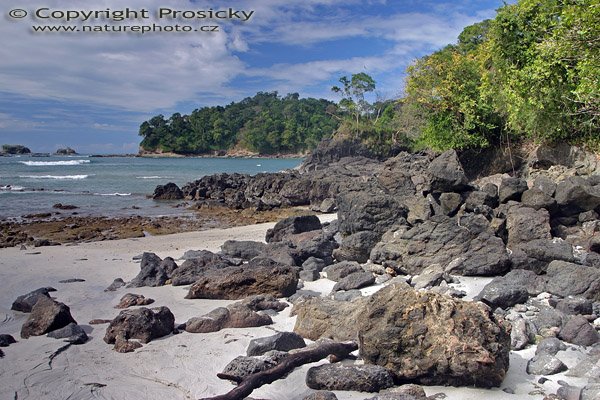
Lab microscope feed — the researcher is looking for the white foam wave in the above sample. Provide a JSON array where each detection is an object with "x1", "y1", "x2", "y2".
[
  {"x1": 136, "y1": 176, "x2": 172, "y2": 179},
  {"x1": 19, "y1": 175, "x2": 89, "y2": 180},
  {"x1": 19, "y1": 160, "x2": 91, "y2": 166},
  {"x1": 95, "y1": 192, "x2": 131, "y2": 196},
  {"x1": 0, "y1": 185, "x2": 25, "y2": 191}
]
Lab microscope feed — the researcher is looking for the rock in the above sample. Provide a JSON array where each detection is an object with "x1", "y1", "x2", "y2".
[
  {"x1": 103, "y1": 306, "x2": 175, "y2": 345},
  {"x1": 246, "y1": 332, "x2": 306, "y2": 356},
  {"x1": 170, "y1": 251, "x2": 230, "y2": 286},
  {"x1": 58, "y1": 278, "x2": 85, "y2": 284},
  {"x1": 582, "y1": 384, "x2": 600, "y2": 400},
  {"x1": 221, "y1": 240, "x2": 267, "y2": 260},
  {"x1": 336, "y1": 191, "x2": 407, "y2": 236},
  {"x1": 533, "y1": 307, "x2": 566, "y2": 333},
  {"x1": 11, "y1": 287, "x2": 56, "y2": 313},
  {"x1": 506, "y1": 205, "x2": 551, "y2": 246},
  {"x1": 427, "y1": 150, "x2": 469, "y2": 192},
  {"x1": 262, "y1": 243, "x2": 298, "y2": 266},
  {"x1": 128, "y1": 252, "x2": 178, "y2": 288},
  {"x1": 283, "y1": 230, "x2": 338, "y2": 266},
  {"x1": 359, "y1": 283, "x2": 510, "y2": 387},
  {"x1": 89, "y1": 319, "x2": 112, "y2": 325},
  {"x1": 509, "y1": 239, "x2": 576, "y2": 274},
  {"x1": 185, "y1": 259, "x2": 298, "y2": 300},
  {"x1": 115, "y1": 293, "x2": 155, "y2": 309},
  {"x1": 47, "y1": 322, "x2": 88, "y2": 344},
  {"x1": 544, "y1": 261, "x2": 600, "y2": 301},
  {"x1": 0, "y1": 334, "x2": 16, "y2": 347},
  {"x1": 533, "y1": 175, "x2": 557, "y2": 197},
  {"x1": 439, "y1": 192, "x2": 463, "y2": 216},
  {"x1": 499, "y1": 177, "x2": 528, "y2": 203},
  {"x1": 333, "y1": 231, "x2": 380, "y2": 263},
  {"x1": 54, "y1": 147, "x2": 77, "y2": 155},
  {"x1": 553, "y1": 297, "x2": 593, "y2": 316},
  {"x1": 300, "y1": 269, "x2": 320, "y2": 281},
  {"x1": 239, "y1": 294, "x2": 289, "y2": 312},
  {"x1": 21, "y1": 296, "x2": 77, "y2": 339},
  {"x1": 220, "y1": 351, "x2": 289, "y2": 382},
  {"x1": 526, "y1": 354, "x2": 568, "y2": 375},
  {"x1": 52, "y1": 203, "x2": 78, "y2": 210},
  {"x1": 323, "y1": 261, "x2": 363, "y2": 281},
  {"x1": 306, "y1": 363, "x2": 394, "y2": 392},
  {"x1": 332, "y1": 271, "x2": 375, "y2": 292},
  {"x1": 104, "y1": 278, "x2": 125, "y2": 292},
  {"x1": 302, "y1": 257, "x2": 326, "y2": 273},
  {"x1": 370, "y1": 215, "x2": 509, "y2": 276},
  {"x1": 521, "y1": 188, "x2": 557, "y2": 212},
  {"x1": 554, "y1": 176, "x2": 600, "y2": 216},
  {"x1": 113, "y1": 334, "x2": 143, "y2": 353},
  {"x1": 332, "y1": 290, "x2": 363, "y2": 302},
  {"x1": 557, "y1": 382, "x2": 583, "y2": 400},
  {"x1": 411, "y1": 264, "x2": 447, "y2": 290},
  {"x1": 1, "y1": 144, "x2": 31, "y2": 154},
  {"x1": 475, "y1": 270, "x2": 537, "y2": 309},
  {"x1": 558, "y1": 315, "x2": 600, "y2": 346},
  {"x1": 303, "y1": 391, "x2": 338, "y2": 400},
  {"x1": 293, "y1": 297, "x2": 368, "y2": 341},
  {"x1": 318, "y1": 198, "x2": 336, "y2": 213},
  {"x1": 152, "y1": 182, "x2": 183, "y2": 200},
  {"x1": 511, "y1": 317, "x2": 533, "y2": 350},
  {"x1": 266, "y1": 215, "x2": 322, "y2": 243},
  {"x1": 536, "y1": 337, "x2": 567, "y2": 356},
  {"x1": 185, "y1": 303, "x2": 272, "y2": 333}
]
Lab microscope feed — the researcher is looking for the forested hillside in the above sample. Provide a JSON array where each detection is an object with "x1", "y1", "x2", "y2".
[{"x1": 138, "y1": 92, "x2": 339, "y2": 155}]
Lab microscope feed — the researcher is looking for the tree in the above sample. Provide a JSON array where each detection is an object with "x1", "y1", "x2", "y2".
[{"x1": 331, "y1": 72, "x2": 376, "y2": 136}]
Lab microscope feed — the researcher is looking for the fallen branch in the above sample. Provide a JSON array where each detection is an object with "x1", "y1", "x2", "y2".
[{"x1": 200, "y1": 340, "x2": 358, "y2": 400}]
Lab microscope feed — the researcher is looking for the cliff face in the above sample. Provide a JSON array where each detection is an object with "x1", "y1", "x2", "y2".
[{"x1": 1, "y1": 144, "x2": 31, "y2": 155}]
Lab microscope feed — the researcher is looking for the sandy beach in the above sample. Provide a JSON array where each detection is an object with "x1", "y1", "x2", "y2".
[{"x1": 0, "y1": 215, "x2": 591, "y2": 400}]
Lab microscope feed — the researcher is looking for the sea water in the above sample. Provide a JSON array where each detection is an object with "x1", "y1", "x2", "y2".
[{"x1": 0, "y1": 156, "x2": 301, "y2": 219}]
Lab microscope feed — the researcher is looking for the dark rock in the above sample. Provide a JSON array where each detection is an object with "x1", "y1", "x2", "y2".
[
  {"x1": 170, "y1": 251, "x2": 230, "y2": 286},
  {"x1": 47, "y1": 322, "x2": 88, "y2": 344},
  {"x1": 475, "y1": 269, "x2": 538, "y2": 309},
  {"x1": 240, "y1": 294, "x2": 289, "y2": 312},
  {"x1": 221, "y1": 240, "x2": 266, "y2": 260},
  {"x1": 1, "y1": 144, "x2": 31, "y2": 154},
  {"x1": 506, "y1": 205, "x2": 551, "y2": 246},
  {"x1": 185, "y1": 303, "x2": 272, "y2": 333},
  {"x1": 246, "y1": 331, "x2": 306, "y2": 356},
  {"x1": 532, "y1": 306, "x2": 566, "y2": 333},
  {"x1": 427, "y1": 150, "x2": 469, "y2": 192},
  {"x1": 152, "y1": 182, "x2": 183, "y2": 200},
  {"x1": 544, "y1": 261, "x2": 600, "y2": 301},
  {"x1": 21, "y1": 296, "x2": 77, "y2": 339},
  {"x1": 33, "y1": 239, "x2": 59, "y2": 247},
  {"x1": 262, "y1": 243, "x2": 298, "y2": 266},
  {"x1": 89, "y1": 319, "x2": 112, "y2": 325},
  {"x1": 55, "y1": 147, "x2": 77, "y2": 155},
  {"x1": 499, "y1": 177, "x2": 528, "y2": 203},
  {"x1": 53, "y1": 203, "x2": 79, "y2": 210},
  {"x1": 128, "y1": 253, "x2": 178, "y2": 288},
  {"x1": 370, "y1": 215, "x2": 509, "y2": 276},
  {"x1": 113, "y1": 333, "x2": 143, "y2": 353},
  {"x1": 115, "y1": 293, "x2": 155, "y2": 309},
  {"x1": 509, "y1": 239, "x2": 576, "y2": 274},
  {"x1": 220, "y1": 351, "x2": 289, "y2": 382},
  {"x1": 58, "y1": 278, "x2": 85, "y2": 283},
  {"x1": 410, "y1": 264, "x2": 448, "y2": 290},
  {"x1": 306, "y1": 363, "x2": 394, "y2": 392},
  {"x1": 439, "y1": 192, "x2": 463, "y2": 216},
  {"x1": 533, "y1": 175, "x2": 557, "y2": 197},
  {"x1": 526, "y1": 354, "x2": 568, "y2": 375},
  {"x1": 103, "y1": 306, "x2": 175, "y2": 345},
  {"x1": 333, "y1": 231, "x2": 380, "y2": 263},
  {"x1": 293, "y1": 297, "x2": 368, "y2": 341},
  {"x1": 266, "y1": 215, "x2": 322, "y2": 243},
  {"x1": 282, "y1": 230, "x2": 338, "y2": 266},
  {"x1": 536, "y1": 337, "x2": 567, "y2": 356},
  {"x1": 332, "y1": 271, "x2": 375, "y2": 292},
  {"x1": 554, "y1": 176, "x2": 600, "y2": 216},
  {"x1": 337, "y1": 191, "x2": 407, "y2": 236},
  {"x1": 300, "y1": 138, "x2": 375, "y2": 172},
  {"x1": 303, "y1": 391, "x2": 338, "y2": 400},
  {"x1": 0, "y1": 334, "x2": 16, "y2": 347},
  {"x1": 511, "y1": 317, "x2": 534, "y2": 350},
  {"x1": 302, "y1": 257, "x2": 327, "y2": 273},
  {"x1": 522, "y1": 188, "x2": 557, "y2": 212},
  {"x1": 557, "y1": 382, "x2": 583, "y2": 400},
  {"x1": 105, "y1": 278, "x2": 125, "y2": 292},
  {"x1": 300, "y1": 269, "x2": 320, "y2": 281},
  {"x1": 553, "y1": 297, "x2": 593, "y2": 316},
  {"x1": 185, "y1": 259, "x2": 298, "y2": 300},
  {"x1": 332, "y1": 290, "x2": 363, "y2": 302},
  {"x1": 323, "y1": 261, "x2": 363, "y2": 281},
  {"x1": 363, "y1": 384, "x2": 428, "y2": 400},
  {"x1": 318, "y1": 198, "x2": 336, "y2": 213},
  {"x1": 11, "y1": 287, "x2": 56, "y2": 313},
  {"x1": 558, "y1": 315, "x2": 599, "y2": 346},
  {"x1": 359, "y1": 283, "x2": 510, "y2": 387}
]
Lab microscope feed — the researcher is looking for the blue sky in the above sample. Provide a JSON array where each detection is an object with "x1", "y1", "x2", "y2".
[{"x1": 0, "y1": 0, "x2": 506, "y2": 154}]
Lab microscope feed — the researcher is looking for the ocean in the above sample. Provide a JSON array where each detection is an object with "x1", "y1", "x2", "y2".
[{"x1": 0, "y1": 155, "x2": 302, "y2": 219}]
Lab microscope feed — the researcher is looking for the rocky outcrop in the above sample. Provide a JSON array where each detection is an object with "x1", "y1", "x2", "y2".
[
  {"x1": 170, "y1": 251, "x2": 231, "y2": 286},
  {"x1": 152, "y1": 182, "x2": 184, "y2": 200},
  {"x1": 128, "y1": 252, "x2": 178, "y2": 287},
  {"x1": 21, "y1": 296, "x2": 77, "y2": 339},
  {"x1": 266, "y1": 215, "x2": 322, "y2": 243},
  {"x1": 185, "y1": 258, "x2": 298, "y2": 300},
  {"x1": 54, "y1": 147, "x2": 77, "y2": 155},
  {"x1": 103, "y1": 306, "x2": 174, "y2": 346},
  {"x1": 1, "y1": 144, "x2": 31, "y2": 154}
]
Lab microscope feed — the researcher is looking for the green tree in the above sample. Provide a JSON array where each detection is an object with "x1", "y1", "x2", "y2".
[{"x1": 332, "y1": 73, "x2": 377, "y2": 136}]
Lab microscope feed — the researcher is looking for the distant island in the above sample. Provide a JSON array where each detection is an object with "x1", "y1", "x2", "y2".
[
  {"x1": 1, "y1": 144, "x2": 31, "y2": 155},
  {"x1": 55, "y1": 147, "x2": 78, "y2": 155},
  {"x1": 138, "y1": 92, "x2": 340, "y2": 156}
]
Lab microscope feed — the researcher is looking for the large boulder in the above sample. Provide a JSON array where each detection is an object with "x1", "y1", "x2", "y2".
[
  {"x1": 11, "y1": 287, "x2": 56, "y2": 313},
  {"x1": 427, "y1": 150, "x2": 469, "y2": 192},
  {"x1": 266, "y1": 215, "x2": 322, "y2": 243},
  {"x1": 246, "y1": 331, "x2": 306, "y2": 356},
  {"x1": 370, "y1": 215, "x2": 510, "y2": 276},
  {"x1": 543, "y1": 261, "x2": 600, "y2": 301},
  {"x1": 293, "y1": 297, "x2": 368, "y2": 341},
  {"x1": 221, "y1": 240, "x2": 267, "y2": 260},
  {"x1": 21, "y1": 296, "x2": 77, "y2": 339},
  {"x1": 184, "y1": 303, "x2": 272, "y2": 333},
  {"x1": 474, "y1": 269, "x2": 537, "y2": 309},
  {"x1": 499, "y1": 177, "x2": 528, "y2": 203},
  {"x1": 170, "y1": 251, "x2": 230, "y2": 286},
  {"x1": 509, "y1": 239, "x2": 576, "y2": 274},
  {"x1": 47, "y1": 322, "x2": 88, "y2": 344},
  {"x1": 128, "y1": 252, "x2": 178, "y2": 288},
  {"x1": 506, "y1": 205, "x2": 551, "y2": 246},
  {"x1": 554, "y1": 176, "x2": 600, "y2": 216},
  {"x1": 152, "y1": 182, "x2": 183, "y2": 200},
  {"x1": 185, "y1": 259, "x2": 298, "y2": 300},
  {"x1": 336, "y1": 191, "x2": 407, "y2": 236},
  {"x1": 359, "y1": 283, "x2": 511, "y2": 387},
  {"x1": 103, "y1": 306, "x2": 174, "y2": 345},
  {"x1": 333, "y1": 231, "x2": 380, "y2": 263}
]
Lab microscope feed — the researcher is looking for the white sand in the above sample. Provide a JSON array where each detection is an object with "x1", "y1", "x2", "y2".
[{"x1": 0, "y1": 215, "x2": 587, "y2": 400}]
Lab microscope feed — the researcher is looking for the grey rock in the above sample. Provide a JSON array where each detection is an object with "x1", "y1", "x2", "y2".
[
  {"x1": 323, "y1": 261, "x2": 363, "y2": 281},
  {"x1": 427, "y1": 150, "x2": 468, "y2": 192},
  {"x1": 558, "y1": 315, "x2": 600, "y2": 346},
  {"x1": 47, "y1": 322, "x2": 88, "y2": 344},
  {"x1": 170, "y1": 251, "x2": 230, "y2": 286},
  {"x1": 300, "y1": 269, "x2": 320, "y2": 281},
  {"x1": 533, "y1": 306, "x2": 566, "y2": 332},
  {"x1": 221, "y1": 350, "x2": 289, "y2": 382},
  {"x1": 506, "y1": 205, "x2": 551, "y2": 246},
  {"x1": 0, "y1": 334, "x2": 16, "y2": 347},
  {"x1": 526, "y1": 353, "x2": 568, "y2": 375},
  {"x1": 266, "y1": 215, "x2": 322, "y2": 243},
  {"x1": 363, "y1": 384, "x2": 427, "y2": 400},
  {"x1": 221, "y1": 240, "x2": 267, "y2": 260},
  {"x1": 536, "y1": 337, "x2": 567, "y2": 356},
  {"x1": 553, "y1": 297, "x2": 593, "y2": 316},
  {"x1": 152, "y1": 182, "x2": 183, "y2": 200},
  {"x1": 555, "y1": 176, "x2": 600, "y2": 216},
  {"x1": 509, "y1": 239, "x2": 576, "y2": 274},
  {"x1": 582, "y1": 383, "x2": 600, "y2": 400},
  {"x1": 104, "y1": 278, "x2": 125, "y2": 292},
  {"x1": 521, "y1": 188, "x2": 557, "y2": 212},
  {"x1": 544, "y1": 261, "x2": 600, "y2": 301},
  {"x1": 533, "y1": 175, "x2": 557, "y2": 197},
  {"x1": 332, "y1": 271, "x2": 375, "y2": 292},
  {"x1": 439, "y1": 192, "x2": 463, "y2": 216},
  {"x1": 474, "y1": 270, "x2": 535, "y2": 309},
  {"x1": 128, "y1": 253, "x2": 178, "y2": 287},
  {"x1": 306, "y1": 363, "x2": 394, "y2": 392},
  {"x1": 511, "y1": 317, "x2": 532, "y2": 350},
  {"x1": 115, "y1": 293, "x2": 155, "y2": 309},
  {"x1": 499, "y1": 177, "x2": 528, "y2": 203},
  {"x1": 333, "y1": 231, "x2": 380, "y2": 263},
  {"x1": 303, "y1": 391, "x2": 338, "y2": 400},
  {"x1": 21, "y1": 296, "x2": 77, "y2": 339},
  {"x1": 103, "y1": 306, "x2": 175, "y2": 345},
  {"x1": 246, "y1": 331, "x2": 306, "y2": 356},
  {"x1": 11, "y1": 287, "x2": 56, "y2": 313},
  {"x1": 302, "y1": 257, "x2": 327, "y2": 272},
  {"x1": 332, "y1": 290, "x2": 363, "y2": 302}
]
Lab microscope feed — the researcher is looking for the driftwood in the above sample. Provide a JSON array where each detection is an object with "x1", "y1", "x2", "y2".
[{"x1": 199, "y1": 340, "x2": 358, "y2": 400}]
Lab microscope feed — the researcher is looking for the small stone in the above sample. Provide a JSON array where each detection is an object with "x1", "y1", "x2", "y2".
[{"x1": 527, "y1": 354, "x2": 568, "y2": 375}]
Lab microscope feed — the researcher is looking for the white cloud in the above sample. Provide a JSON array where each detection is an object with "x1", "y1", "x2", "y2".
[{"x1": 0, "y1": 112, "x2": 43, "y2": 130}]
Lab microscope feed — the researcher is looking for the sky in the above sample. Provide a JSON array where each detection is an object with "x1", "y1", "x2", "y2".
[{"x1": 0, "y1": 0, "x2": 507, "y2": 154}]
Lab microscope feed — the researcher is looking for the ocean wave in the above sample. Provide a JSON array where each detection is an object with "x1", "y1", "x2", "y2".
[
  {"x1": 19, "y1": 160, "x2": 91, "y2": 166},
  {"x1": 94, "y1": 192, "x2": 131, "y2": 196},
  {"x1": 19, "y1": 175, "x2": 89, "y2": 180},
  {"x1": 136, "y1": 176, "x2": 172, "y2": 179},
  {"x1": 0, "y1": 185, "x2": 25, "y2": 191}
]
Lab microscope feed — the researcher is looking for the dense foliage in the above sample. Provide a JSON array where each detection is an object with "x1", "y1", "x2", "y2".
[
  {"x1": 139, "y1": 92, "x2": 339, "y2": 154},
  {"x1": 401, "y1": 0, "x2": 599, "y2": 151}
]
